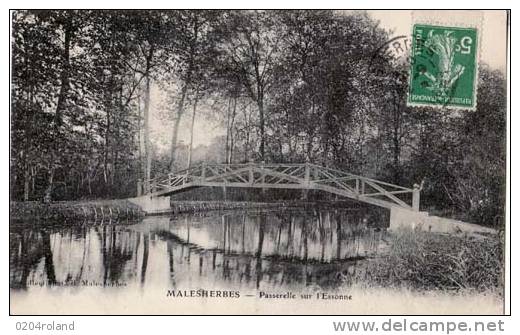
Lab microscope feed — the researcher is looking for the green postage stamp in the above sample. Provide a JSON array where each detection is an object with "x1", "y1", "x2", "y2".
[{"x1": 408, "y1": 24, "x2": 479, "y2": 110}]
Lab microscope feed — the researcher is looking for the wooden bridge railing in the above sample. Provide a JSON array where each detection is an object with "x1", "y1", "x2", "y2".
[{"x1": 139, "y1": 162, "x2": 421, "y2": 211}]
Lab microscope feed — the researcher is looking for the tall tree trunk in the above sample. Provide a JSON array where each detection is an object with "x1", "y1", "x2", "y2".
[
  {"x1": 228, "y1": 96, "x2": 237, "y2": 164},
  {"x1": 45, "y1": 18, "x2": 73, "y2": 201},
  {"x1": 258, "y1": 97, "x2": 265, "y2": 161},
  {"x1": 393, "y1": 129, "x2": 401, "y2": 183},
  {"x1": 104, "y1": 90, "x2": 111, "y2": 186},
  {"x1": 225, "y1": 98, "x2": 231, "y2": 164},
  {"x1": 358, "y1": 106, "x2": 366, "y2": 170},
  {"x1": 187, "y1": 90, "x2": 199, "y2": 169},
  {"x1": 140, "y1": 45, "x2": 155, "y2": 193},
  {"x1": 143, "y1": 75, "x2": 152, "y2": 192},
  {"x1": 111, "y1": 87, "x2": 122, "y2": 188},
  {"x1": 169, "y1": 78, "x2": 191, "y2": 172},
  {"x1": 392, "y1": 94, "x2": 402, "y2": 184},
  {"x1": 169, "y1": 110, "x2": 184, "y2": 172},
  {"x1": 305, "y1": 100, "x2": 316, "y2": 162},
  {"x1": 137, "y1": 94, "x2": 143, "y2": 180},
  {"x1": 44, "y1": 167, "x2": 54, "y2": 203},
  {"x1": 22, "y1": 86, "x2": 35, "y2": 201},
  {"x1": 23, "y1": 162, "x2": 30, "y2": 201},
  {"x1": 170, "y1": 16, "x2": 198, "y2": 172},
  {"x1": 243, "y1": 106, "x2": 251, "y2": 162}
]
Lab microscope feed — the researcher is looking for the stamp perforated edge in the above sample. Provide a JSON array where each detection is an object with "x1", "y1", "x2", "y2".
[{"x1": 406, "y1": 10, "x2": 484, "y2": 111}]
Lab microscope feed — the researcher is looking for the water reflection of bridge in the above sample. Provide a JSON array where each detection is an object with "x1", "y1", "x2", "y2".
[{"x1": 9, "y1": 210, "x2": 385, "y2": 290}]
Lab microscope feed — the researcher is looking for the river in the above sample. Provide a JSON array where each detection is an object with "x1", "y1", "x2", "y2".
[{"x1": 10, "y1": 208, "x2": 387, "y2": 293}]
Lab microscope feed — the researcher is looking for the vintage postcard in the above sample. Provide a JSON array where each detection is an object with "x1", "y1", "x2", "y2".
[{"x1": 9, "y1": 9, "x2": 509, "y2": 315}]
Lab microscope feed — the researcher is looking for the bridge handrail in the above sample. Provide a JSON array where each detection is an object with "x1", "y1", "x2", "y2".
[
  {"x1": 143, "y1": 161, "x2": 420, "y2": 211},
  {"x1": 307, "y1": 163, "x2": 412, "y2": 191},
  {"x1": 146, "y1": 162, "x2": 413, "y2": 192}
]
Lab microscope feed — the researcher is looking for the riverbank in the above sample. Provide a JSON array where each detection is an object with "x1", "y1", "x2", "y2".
[
  {"x1": 9, "y1": 199, "x2": 374, "y2": 224},
  {"x1": 10, "y1": 200, "x2": 144, "y2": 224},
  {"x1": 356, "y1": 228, "x2": 504, "y2": 293}
]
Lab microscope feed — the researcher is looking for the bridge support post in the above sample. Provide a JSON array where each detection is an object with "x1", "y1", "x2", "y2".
[{"x1": 412, "y1": 184, "x2": 421, "y2": 211}]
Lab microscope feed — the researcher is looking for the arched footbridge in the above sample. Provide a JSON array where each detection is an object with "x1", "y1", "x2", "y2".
[{"x1": 139, "y1": 162, "x2": 421, "y2": 212}]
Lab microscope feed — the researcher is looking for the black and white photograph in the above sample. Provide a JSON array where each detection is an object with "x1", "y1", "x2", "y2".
[{"x1": 8, "y1": 9, "x2": 509, "y2": 315}]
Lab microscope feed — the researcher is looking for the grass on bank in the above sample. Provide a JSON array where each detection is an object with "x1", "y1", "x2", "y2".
[{"x1": 354, "y1": 228, "x2": 504, "y2": 293}]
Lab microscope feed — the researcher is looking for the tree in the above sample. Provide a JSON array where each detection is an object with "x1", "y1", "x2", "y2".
[
  {"x1": 164, "y1": 10, "x2": 224, "y2": 172},
  {"x1": 125, "y1": 11, "x2": 172, "y2": 191},
  {"x1": 43, "y1": 11, "x2": 76, "y2": 201},
  {"x1": 12, "y1": 11, "x2": 61, "y2": 200},
  {"x1": 219, "y1": 11, "x2": 283, "y2": 162}
]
